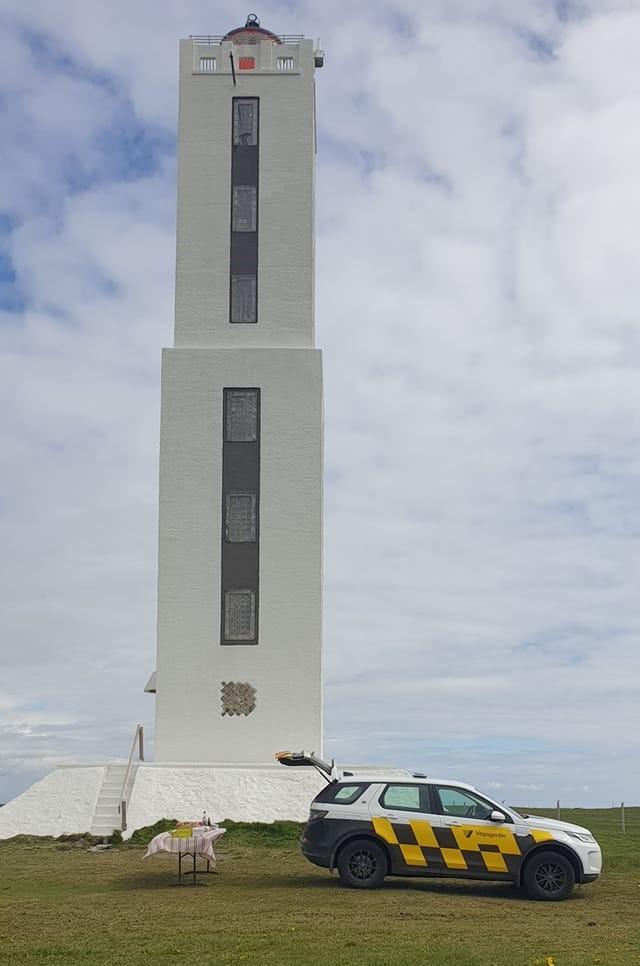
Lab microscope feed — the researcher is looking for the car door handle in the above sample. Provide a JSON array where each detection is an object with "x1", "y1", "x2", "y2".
[{"x1": 386, "y1": 814, "x2": 399, "y2": 820}]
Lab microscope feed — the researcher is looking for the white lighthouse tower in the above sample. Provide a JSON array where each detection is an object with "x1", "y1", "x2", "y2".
[{"x1": 151, "y1": 18, "x2": 324, "y2": 771}]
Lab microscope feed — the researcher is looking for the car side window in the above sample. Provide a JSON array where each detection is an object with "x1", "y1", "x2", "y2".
[
  {"x1": 314, "y1": 783, "x2": 368, "y2": 805},
  {"x1": 434, "y1": 786, "x2": 502, "y2": 822},
  {"x1": 380, "y1": 783, "x2": 425, "y2": 812}
]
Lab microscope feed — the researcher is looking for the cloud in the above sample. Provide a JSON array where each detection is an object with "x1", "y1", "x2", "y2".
[{"x1": 0, "y1": 0, "x2": 639, "y2": 807}]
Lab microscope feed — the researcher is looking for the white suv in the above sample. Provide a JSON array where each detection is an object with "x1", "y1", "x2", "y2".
[{"x1": 277, "y1": 752, "x2": 602, "y2": 901}]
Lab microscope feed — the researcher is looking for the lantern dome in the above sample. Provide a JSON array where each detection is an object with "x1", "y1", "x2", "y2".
[{"x1": 222, "y1": 14, "x2": 282, "y2": 45}]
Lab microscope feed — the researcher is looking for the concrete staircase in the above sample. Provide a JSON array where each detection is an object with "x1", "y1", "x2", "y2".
[{"x1": 90, "y1": 763, "x2": 138, "y2": 838}]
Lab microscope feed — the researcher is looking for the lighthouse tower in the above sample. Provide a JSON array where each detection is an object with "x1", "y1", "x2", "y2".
[{"x1": 152, "y1": 18, "x2": 324, "y2": 766}]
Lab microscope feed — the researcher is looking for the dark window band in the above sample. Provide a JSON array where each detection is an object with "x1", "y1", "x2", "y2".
[
  {"x1": 230, "y1": 98, "x2": 259, "y2": 323},
  {"x1": 221, "y1": 389, "x2": 260, "y2": 644}
]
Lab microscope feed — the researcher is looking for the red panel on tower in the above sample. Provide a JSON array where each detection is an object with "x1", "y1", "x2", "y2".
[{"x1": 239, "y1": 57, "x2": 256, "y2": 70}]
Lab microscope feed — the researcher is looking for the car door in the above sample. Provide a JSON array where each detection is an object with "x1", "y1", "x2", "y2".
[
  {"x1": 431, "y1": 784, "x2": 520, "y2": 878},
  {"x1": 370, "y1": 781, "x2": 444, "y2": 875}
]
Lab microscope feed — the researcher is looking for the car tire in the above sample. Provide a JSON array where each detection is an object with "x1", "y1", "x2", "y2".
[
  {"x1": 337, "y1": 839, "x2": 388, "y2": 889},
  {"x1": 522, "y1": 850, "x2": 575, "y2": 901}
]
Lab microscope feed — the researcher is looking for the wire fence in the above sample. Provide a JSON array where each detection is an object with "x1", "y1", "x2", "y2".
[{"x1": 513, "y1": 802, "x2": 639, "y2": 835}]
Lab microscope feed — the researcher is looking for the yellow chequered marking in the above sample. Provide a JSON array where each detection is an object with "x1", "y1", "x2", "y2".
[
  {"x1": 452, "y1": 827, "x2": 480, "y2": 852},
  {"x1": 471, "y1": 827, "x2": 520, "y2": 855},
  {"x1": 441, "y1": 848, "x2": 468, "y2": 870},
  {"x1": 451, "y1": 825, "x2": 521, "y2": 856},
  {"x1": 480, "y1": 850, "x2": 509, "y2": 873},
  {"x1": 409, "y1": 820, "x2": 439, "y2": 849},
  {"x1": 399, "y1": 844, "x2": 427, "y2": 867},
  {"x1": 531, "y1": 829, "x2": 554, "y2": 843},
  {"x1": 372, "y1": 817, "x2": 399, "y2": 845}
]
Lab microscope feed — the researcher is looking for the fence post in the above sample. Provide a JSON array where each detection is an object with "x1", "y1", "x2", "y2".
[
  {"x1": 621, "y1": 802, "x2": 625, "y2": 834},
  {"x1": 556, "y1": 800, "x2": 560, "y2": 819}
]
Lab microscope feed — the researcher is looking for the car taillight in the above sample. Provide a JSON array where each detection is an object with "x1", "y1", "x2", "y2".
[{"x1": 308, "y1": 808, "x2": 328, "y2": 821}]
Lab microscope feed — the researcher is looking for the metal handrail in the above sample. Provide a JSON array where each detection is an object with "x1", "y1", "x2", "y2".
[
  {"x1": 190, "y1": 34, "x2": 305, "y2": 45},
  {"x1": 118, "y1": 724, "x2": 144, "y2": 831}
]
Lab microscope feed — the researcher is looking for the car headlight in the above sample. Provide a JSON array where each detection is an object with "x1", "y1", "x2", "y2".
[{"x1": 566, "y1": 831, "x2": 596, "y2": 844}]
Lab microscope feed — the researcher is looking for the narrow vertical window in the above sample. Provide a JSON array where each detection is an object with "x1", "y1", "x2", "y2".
[
  {"x1": 225, "y1": 390, "x2": 258, "y2": 441},
  {"x1": 232, "y1": 186, "x2": 257, "y2": 232},
  {"x1": 225, "y1": 493, "x2": 257, "y2": 543},
  {"x1": 233, "y1": 99, "x2": 258, "y2": 146},
  {"x1": 224, "y1": 590, "x2": 256, "y2": 641},
  {"x1": 230, "y1": 275, "x2": 257, "y2": 323}
]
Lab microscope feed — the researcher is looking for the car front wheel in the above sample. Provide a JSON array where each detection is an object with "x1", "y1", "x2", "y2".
[
  {"x1": 337, "y1": 839, "x2": 387, "y2": 889},
  {"x1": 522, "y1": 850, "x2": 575, "y2": 901}
]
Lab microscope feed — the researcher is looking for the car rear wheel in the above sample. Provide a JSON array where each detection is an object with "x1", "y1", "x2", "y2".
[
  {"x1": 337, "y1": 839, "x2": 387, "y2": 889},
  {"x1": 522, "y1": 850, "x2": 575, "y2": 901}
]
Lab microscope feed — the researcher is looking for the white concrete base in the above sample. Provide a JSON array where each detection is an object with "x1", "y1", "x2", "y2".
[
  {"x1": 0, "y1": 765, "x2": 105, "y2": 840},
  {"x1": 0, "y1": 763, "x2": 325, "y2": 840},
  {"x1": 124, "y1": 764, "x2": 325, "y2": 837}
]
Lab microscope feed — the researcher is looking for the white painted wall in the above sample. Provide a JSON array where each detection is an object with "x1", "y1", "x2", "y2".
[
  {"x1": 154, "y1": 32, "x2": 324, "y2": 764},
  {"x1": 124, "y1": 765, "x2": 324, "y2": 835},
  {"x1": 154, "y1": 347, "x2": 323, "y2": 762},
  {"x1": 174, "y1": 38, "x2": 316, "y2": 348},
  {"x1": 0, "y1": 766, "x2": 104, "y2": 839}
]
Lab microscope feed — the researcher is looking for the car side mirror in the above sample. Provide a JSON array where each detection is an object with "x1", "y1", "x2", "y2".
[{"x1": 489, "y1": 810, "x2": 506, "y2": 823}]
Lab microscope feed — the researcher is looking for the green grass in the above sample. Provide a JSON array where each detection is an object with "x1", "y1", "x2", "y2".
[{"x1": 0, "y1": 809, "x2": 638, "y2": 966}]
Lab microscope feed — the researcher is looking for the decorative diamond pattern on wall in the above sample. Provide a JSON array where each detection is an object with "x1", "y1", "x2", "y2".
[{"x1": 221, "y1": 681, "x2": 257, "y2": 716}]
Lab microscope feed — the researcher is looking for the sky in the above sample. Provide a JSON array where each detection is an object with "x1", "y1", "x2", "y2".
[{"x1": 1, "y1": 0, "x2": 639, "y2": 809}]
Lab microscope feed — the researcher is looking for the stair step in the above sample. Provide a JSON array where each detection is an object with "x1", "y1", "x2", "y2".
[{"x1": 90, "y1": 761, "x2": 139, "y2": 836}]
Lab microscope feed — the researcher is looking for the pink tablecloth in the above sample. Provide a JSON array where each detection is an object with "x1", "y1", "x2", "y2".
[{"x1": 144, "y1": 827, "x2": 226, "y2": 862}]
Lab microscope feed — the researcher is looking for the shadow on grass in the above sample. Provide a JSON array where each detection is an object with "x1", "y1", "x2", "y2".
[
  {"x1": 110, "y1": 868, "x2": 587, "y2": 903},
  {"x1": 258, "y1": 875, "x2": 529, "y2": 901},
  {"x1": 110, "y1": 869, "x2": 224, "y2": 891}
]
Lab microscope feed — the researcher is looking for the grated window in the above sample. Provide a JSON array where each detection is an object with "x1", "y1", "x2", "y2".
[
  {"x1": 233, "y1": 98, "x2": 258, "y2": 146},
  {"x1": 232, "y1": 185, "x2": 257, "y2": 232},
  {"x1": 231, "y1": 274, "x2": 257, "y2": 323},
  {"x1": 224, "y1": 590, "x2": 256, "y2": 641},
  {"x1": 225, "y1": 390, "x2": 258, "y2": 442},
  {"x1": 277, "y1": 57, "x2": 294, "y2": 70},
  {"x1": 225, "y1": 492, "x2": 257, "y2": 543},
  {"x1": 199, "y1": 57, "x2": 216, "y2": 71}
]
